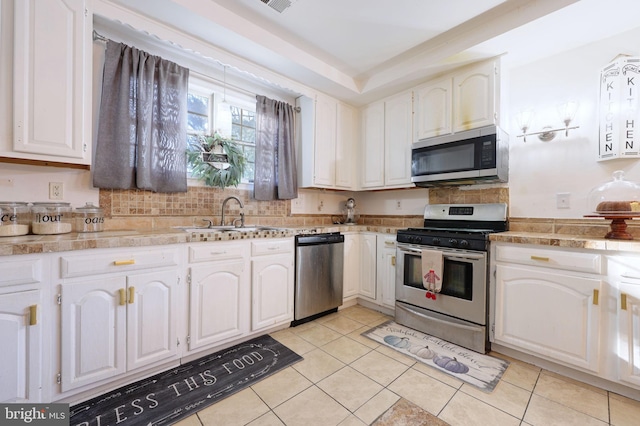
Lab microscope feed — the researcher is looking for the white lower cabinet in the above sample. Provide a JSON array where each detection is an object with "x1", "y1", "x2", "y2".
[
  {"x1": 0, "y1": 289, "x2": 43, "y2": 402},
  {"x1": 342, "y1": 233, "x2": 361, "y2": 300},
  {"x1": 377, "y1": 234, "x2": 397, "y2": 309},
  {"x1": 187, "y1": 242, "x2": 250, "y2": 352},
  {"x1": 355, "y1": 233, "x2": 396, "y2": 312},
  {"x1": 359, "y1": 233, "x2": 377, "y2": 300},
  {"x1": 490, "y1": 243, "x2": 640, "y2": 394},
  {"x1": 0, "y1": 254, "x2": 47, "y2": 403},
  {"x1": 251, "y1": 239, "x2": 294, "y2": 331},
  {"x1": 494, "y1": 264, "x2": 602, "y2": 372},
  {"x1": 610, "y1": 254, "x2": 640, "y2": 387},
  {"x1": 58, "y1": 247, "x2": 180, "y2": 393}
]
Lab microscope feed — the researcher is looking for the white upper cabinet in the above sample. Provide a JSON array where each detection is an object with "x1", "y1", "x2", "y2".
[
  {"x1": 414, "y1": 58, "x2": 499, "y2": 141},
  {"x1": 360, "y1": 101, "x2": 385, "y2": 188},
  {"x1": 8, "y1": 0, "x2": 91, "y2": 165},
  {"x1": 453, "y1": 59, "x2": 497, "y2": 133},
  {"x1": 361, "y1": 91, "x2": 413, "y2": 189},
  {"x1": 414, "y1": 76, "x2": 452, "y2": 140},
  {"x1": 335, "y1": 102, "x2": 358, "y2": 189},
  {"x1": 384, "y1": 91, "x2": 413, "y2": 187},
  {"x1": 0, "y1": 1, "x2": 12, "y2": 151},
  {"x1": 312, "y1": 94, "x2": 337, "y2": 187},
  {"x1": 297, "y1": 94, "x2": 358, "y2": 190}
]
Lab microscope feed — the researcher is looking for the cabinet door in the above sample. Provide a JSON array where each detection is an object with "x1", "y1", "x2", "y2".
[
  {"x1": 252, "y1": 254, "x2": 294, "y2": 330},
  {"x1": 384, "y1": 92, "x2": 413, "y2": 187},
  {"x1": 618, "y1": 280, "x2": 640, "y2": 386},
  {"x1": 359, "y1": 234, "x2": 377, "y2": 300},
  {"x1": 377, "y1": 236, "x2": 397, "y2": 308},
  {"x1": 342, "y1": 234, "x2": 360, "y2": 299},
  {"x1": 127, "y1": 270, "x2": 179, "y2": 371},
  {"x1": 313, "y1": 95, "x2": 337, "y2": 187},
  {"x1": 12, "y1": 0, "x2": 90, "y2": 164},
  {"x1": 60, "y1": 276, "x2": 126, "y2": 392},
  {"x1": 494, "y1": 264, "x2": 602, "y2": 372},
  {"x1": 360, "y1": 102, "x2": 385, "y2": 188},
  {"x1": 414, "y1": 77, "x2": 452, "y2": 140},
  {"x1": 0, "y1": 0, "x2": 11, "y2": 149},
  {"x1": 0, "y1": 290, "x2": 41, "y2": 403},
  {"x1": 189, "y1": 259, "x2": 249, "y2": 351},
  {"x1": 453, "y1": 61, "x2": 496, "y2": 133},
  {"x1": 335, "y1": 102, "x2": 357, "y2": 189}
]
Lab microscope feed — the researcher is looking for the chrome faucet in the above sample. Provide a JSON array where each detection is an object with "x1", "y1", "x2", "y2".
[{"x1": 220, "y1": 196, "x2": 245, "y2": 227}]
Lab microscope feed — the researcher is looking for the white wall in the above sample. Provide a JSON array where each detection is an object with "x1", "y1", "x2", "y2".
[
  {"x1": 290, "y1": 188, "x2": 430, "y2": 218},
  {"x1": 0, "y1": 163, "x2": 98, "y2": 208},
  {"x1": 506, "y1": 26, "x2": 640, "y2": 218}
]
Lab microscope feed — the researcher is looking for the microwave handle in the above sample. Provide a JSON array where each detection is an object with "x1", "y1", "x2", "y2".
[{"x1": 398, "y1": 245, "x2": 485, "y2": 261}]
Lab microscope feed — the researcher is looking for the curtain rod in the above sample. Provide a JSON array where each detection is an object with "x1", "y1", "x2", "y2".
[
  {"x1": 92, "y1": 29, "x2": 301, "y2": 112},
  {"x1": 93, "y1": 30, "x2": 108, "y2": 43}
]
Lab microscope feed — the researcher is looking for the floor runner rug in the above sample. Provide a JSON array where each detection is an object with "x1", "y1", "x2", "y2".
[
  {"x1": 362, "y1": 320, "x2": 508, "y2": 392},
  {"x1": 70, "y1": 334, "x2": 302, "y2": 426}
]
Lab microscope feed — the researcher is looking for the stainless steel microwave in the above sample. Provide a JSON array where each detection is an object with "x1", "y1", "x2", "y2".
[{"x1": 411, "y1": 125, "x2": 508, "y2": 187}]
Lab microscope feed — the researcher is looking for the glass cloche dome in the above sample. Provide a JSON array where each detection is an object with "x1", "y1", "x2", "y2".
[{"x1": 588, "y1": 170, "x2": 640, "y2": 214}]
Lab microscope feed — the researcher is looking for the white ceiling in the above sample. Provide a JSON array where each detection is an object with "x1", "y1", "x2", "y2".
[{"x1": 105, "y1": 0, "x2": 640, "y2": 105}]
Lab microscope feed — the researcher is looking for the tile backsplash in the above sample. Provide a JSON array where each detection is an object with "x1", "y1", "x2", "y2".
[{"x1": 97, "y1": 185, "x2": 510, "y2": 231}]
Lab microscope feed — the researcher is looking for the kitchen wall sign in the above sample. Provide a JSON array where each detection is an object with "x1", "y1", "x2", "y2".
[{"x1": 599, "y1": 56, "x2": 640, "y2": 160}]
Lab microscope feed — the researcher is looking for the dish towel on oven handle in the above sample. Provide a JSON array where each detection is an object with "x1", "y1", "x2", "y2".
[{"x1": 421, "y1": 249, "x2": 443, "y2": 293}]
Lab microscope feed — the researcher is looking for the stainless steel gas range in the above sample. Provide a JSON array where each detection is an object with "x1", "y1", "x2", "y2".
[{"x1": 395, "y1": 203, "x2": 508, "y2": 354}]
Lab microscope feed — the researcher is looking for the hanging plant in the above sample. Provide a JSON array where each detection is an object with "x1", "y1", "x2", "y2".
[{"x1": 186, "y1": 133, "x2": 247, "y2": 188}]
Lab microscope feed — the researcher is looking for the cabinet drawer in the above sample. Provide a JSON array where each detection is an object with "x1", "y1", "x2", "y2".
[
  {"x1": 189, "y1": 242, "x2": 246, "y2": 263},
  {"x1": 0, "y1": 257, "x2": 43, "y2": 287},
  {"x1": 495, "y1": 245, "x2": 602, "y2": 274},
  {"x1": 60, "y1": 248, "x2": 179, "y2": 278},
  {"x1": 251, "y1": 239, "x2": 293, "y2": 256}
]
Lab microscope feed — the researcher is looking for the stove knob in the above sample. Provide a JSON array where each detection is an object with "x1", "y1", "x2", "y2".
[
  {"x1": 449, "y1": 239, "x2": 458, "y2": 246},
  {"x1": 432, "y1": 237, "x2": 441, "y2": 245},
  {"x1": 459, "y1": 240, "x2": 469, "y2": 248}
]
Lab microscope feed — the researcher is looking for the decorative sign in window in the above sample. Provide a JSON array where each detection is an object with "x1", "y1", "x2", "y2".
[{"x1": 599, "y1": 56, "x2": 640, "y2": 160}]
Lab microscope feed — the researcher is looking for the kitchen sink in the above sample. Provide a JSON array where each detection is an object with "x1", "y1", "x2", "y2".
[
  {"x1": 232, "y1": 226, "x2": 284, "y2": 232},
  {"x1": 176, "y1": 225, "x2": 285, "y2": 233}
]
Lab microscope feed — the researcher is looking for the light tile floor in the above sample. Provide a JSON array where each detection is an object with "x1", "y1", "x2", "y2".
[{"x1": 175, "y1": 305, "x2": 640, "y2": 426}]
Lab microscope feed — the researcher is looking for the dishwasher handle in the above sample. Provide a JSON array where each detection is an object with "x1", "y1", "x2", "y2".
[{"x1": 295, "y1": 232, "x2": 344, "y2": 246}]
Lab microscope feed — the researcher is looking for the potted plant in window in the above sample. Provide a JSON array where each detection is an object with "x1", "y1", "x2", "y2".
[{"x1": 186, "y1": 133, "x2": 246, "y2": 188}]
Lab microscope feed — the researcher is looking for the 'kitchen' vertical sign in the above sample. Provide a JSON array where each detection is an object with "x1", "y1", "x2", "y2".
[{"x1": 599, "y1": 56, "x2": 640, "y2": 160}]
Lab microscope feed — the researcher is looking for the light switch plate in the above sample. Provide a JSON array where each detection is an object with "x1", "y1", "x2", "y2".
[{"x1": 556, "y1": 192, "x2": 570, "y2": 209}]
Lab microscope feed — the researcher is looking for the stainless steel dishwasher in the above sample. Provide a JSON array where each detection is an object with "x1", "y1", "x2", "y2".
[{"x1": 293, "y1": 232, "x2": 344, "y2": 325}]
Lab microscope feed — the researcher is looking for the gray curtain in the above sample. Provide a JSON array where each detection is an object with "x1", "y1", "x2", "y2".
[
  {"x1": 254, "y1": 95, "x2": 298, "y2": 200},
  {"x1": 93, "y1": 40, "x2": 189, "y2": 193}
]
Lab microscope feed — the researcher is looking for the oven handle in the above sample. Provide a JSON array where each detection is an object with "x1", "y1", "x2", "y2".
[{"x1": 397, "y1": 245, "x2": 486, "y2": 261}]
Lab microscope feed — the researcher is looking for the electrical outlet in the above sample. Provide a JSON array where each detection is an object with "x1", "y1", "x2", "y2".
[
  {"x1": 318, "y1": 200, "x2": 324, "y2": 212},
  {"x1": 556, "y1": 192, "x2": 570, "y2": 209},
  {"x1": 49, "y1": 182, "x2": 63, "y2": 200},
  {"x1": 396, "y1": 200, "x2": 402, "y2": 210}
]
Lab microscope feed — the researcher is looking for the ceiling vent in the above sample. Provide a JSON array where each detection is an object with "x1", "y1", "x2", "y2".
[{"x1": 259, "y1": 0, "x2": 297, "y2": 13}]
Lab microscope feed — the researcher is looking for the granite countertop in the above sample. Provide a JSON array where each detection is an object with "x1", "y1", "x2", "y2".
[
  {"x1": 490, "y1": 231, "x2": 640, "y2": 253},
  {"x1": 0, "y1": 225, "x2": 402, "y2": 256}
]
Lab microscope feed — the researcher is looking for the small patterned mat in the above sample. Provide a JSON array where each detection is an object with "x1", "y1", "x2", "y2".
[
  {"x1": 362, "y1": 320, "x2": 509, "y2": 392},
  {"x1": 373, "y1": 398, "x2": 450, "y2": 426}
]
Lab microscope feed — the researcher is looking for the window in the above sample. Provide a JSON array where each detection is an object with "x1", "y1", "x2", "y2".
[
  {"x1": 186, "y1": 77, "x2": 255, "y2": 184},
  {"x1": 186, "y1": 91, "x2": 209, "y2": 150},
  {"x1": 231, "y1": 106, "x2": 255, "y2": 183}
]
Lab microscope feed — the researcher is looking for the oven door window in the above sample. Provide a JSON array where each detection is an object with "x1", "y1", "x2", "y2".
[{"x1": 404, "y1": 255, "x2": 473, "y2": 300}]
